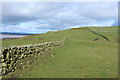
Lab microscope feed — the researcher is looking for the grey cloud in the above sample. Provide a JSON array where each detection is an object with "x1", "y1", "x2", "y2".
[{"x1": 1, "y1": 2, "x2": 118, "y2": 33}]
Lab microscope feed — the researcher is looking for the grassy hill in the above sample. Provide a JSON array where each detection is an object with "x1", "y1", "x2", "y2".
[{"x1": 1, "y1": 27, "x2": 118, "y2": 78}]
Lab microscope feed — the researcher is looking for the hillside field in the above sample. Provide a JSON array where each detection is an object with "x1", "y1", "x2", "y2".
[{"x1": 1, "y1": 26, "x2": 118, "y2": 78}]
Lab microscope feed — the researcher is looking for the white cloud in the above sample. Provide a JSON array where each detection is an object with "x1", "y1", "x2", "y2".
[{"x1": 1, "y1": 2, "x2": 118, "y2": 33}]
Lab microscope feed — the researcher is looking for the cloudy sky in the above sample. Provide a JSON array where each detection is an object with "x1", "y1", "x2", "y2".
[{"x1": 1, "y1": 2, "x2": 118, "y2": 33}]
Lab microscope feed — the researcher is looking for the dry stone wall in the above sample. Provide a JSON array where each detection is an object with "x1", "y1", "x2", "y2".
[
  {"x1": 0, "y1": 37, "x2": 68, "y2": 76},
  {"x1": 86, "y1": 27, "x2": 109, "y2": 41}
]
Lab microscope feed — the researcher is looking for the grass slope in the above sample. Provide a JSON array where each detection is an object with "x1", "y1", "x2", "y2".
[{"x1": 2, "y1": 27, "x2": 118, "y2": 78}]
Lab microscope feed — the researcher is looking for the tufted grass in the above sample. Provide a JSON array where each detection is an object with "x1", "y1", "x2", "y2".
[{"x1": 2, "y1": 26, "x2": 118, "y2": 78}]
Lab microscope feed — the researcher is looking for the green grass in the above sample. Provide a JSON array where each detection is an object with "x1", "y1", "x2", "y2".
[{"x1": 2, "y1": 27, "x2": 118, "y2": 78}]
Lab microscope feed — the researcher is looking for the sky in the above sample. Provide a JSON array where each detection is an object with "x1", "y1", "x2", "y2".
[{"x1": 1, "y1": 2, "x2": 118, "y2": 33}]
